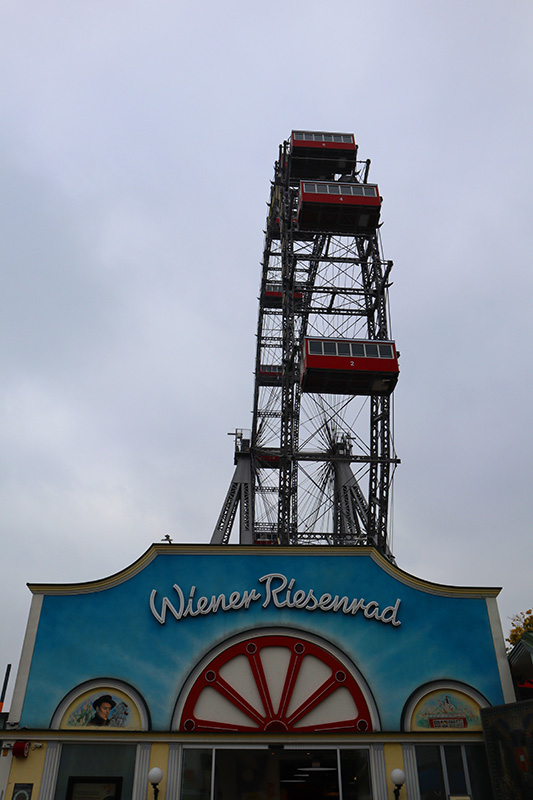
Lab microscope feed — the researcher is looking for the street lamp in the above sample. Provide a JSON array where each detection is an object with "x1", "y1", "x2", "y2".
[
  {"x1": 148, "y1": 767, "x2": 163, "y2": 800},
  {"x1": 390, "y1": 768, "x2": 405, "y2": 799}
]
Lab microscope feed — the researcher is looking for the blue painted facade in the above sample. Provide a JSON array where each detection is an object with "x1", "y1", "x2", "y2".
[{"x1": 20, "y1": 545, "x2": 506, "y2": 732}]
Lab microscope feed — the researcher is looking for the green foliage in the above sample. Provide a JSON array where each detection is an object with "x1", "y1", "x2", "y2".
[{"x1": 507, "y1": 608, "x2": 533, "y2": 649}]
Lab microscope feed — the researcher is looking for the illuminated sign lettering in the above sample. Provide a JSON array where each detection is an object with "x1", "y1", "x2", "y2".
[{"x1": 150, "y1": 572, "x2": 401, "y2": 627}]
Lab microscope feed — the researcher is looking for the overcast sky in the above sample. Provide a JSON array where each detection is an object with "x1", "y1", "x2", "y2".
[{"x1": 1, "y1": 0, "x2": 532, "y2": 706}]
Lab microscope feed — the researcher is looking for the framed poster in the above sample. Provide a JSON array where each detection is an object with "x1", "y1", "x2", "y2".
[
  {"x1": 12, "y1": 785, "x2": 33, "y2": 800},
  {"x1": 66, "y1": 777, "x2": 122, "y2": 800}
]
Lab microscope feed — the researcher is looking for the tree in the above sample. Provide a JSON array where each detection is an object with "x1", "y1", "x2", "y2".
[{"x1": 507, "y1": 608, "x2": 533, "y2": 649}]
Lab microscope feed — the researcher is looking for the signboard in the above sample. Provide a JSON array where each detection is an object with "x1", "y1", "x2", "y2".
[{"x1": 482, "y1": 700, "x2": 533, "y2": 800}]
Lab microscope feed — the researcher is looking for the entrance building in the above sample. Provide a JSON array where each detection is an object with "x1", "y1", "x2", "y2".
[{"x1": 0, "y1": 544, "x2": 513, "y2": 800}]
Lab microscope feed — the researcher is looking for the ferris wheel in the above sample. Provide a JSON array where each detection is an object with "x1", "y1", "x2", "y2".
[{"x1": 212, "y1": 131, "x2": 399, "y2": 558}]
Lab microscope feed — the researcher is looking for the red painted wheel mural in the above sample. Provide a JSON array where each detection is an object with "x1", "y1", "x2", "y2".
[{"x1": 179, "y1": 634, "x2": 373, "y2": 733}]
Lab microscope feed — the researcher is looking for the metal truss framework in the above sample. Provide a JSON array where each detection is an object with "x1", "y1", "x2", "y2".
[{"x1": 212, "y1": 135, "x2": 399, "y2": 558}]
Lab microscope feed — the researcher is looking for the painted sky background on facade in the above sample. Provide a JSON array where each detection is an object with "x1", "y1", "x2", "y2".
[
  {"x1": 1, "y1": 0, "x2": 532, "y2": 705},
  {"x1": 22, "y1": 550, "x2": 504, "y2": 731}
]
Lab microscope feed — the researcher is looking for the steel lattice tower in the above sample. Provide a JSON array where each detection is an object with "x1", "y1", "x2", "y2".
[{"x1": 212, "y1": 131, "x2": 399, "y2": 558}]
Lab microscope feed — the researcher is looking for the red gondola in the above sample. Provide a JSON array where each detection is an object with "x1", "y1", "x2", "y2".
[
  {"x1": 300, "y1": 337, "x2": 399, "y2": 396},
  {"x1": 269, "y1": 214, "x2": 314, "y2": 241},
  {"x1": 258, "y1": 364, "x2": 283, "y2": 385},
  {"x1": 263, "y1": 283, "x2": 303, "y2": 308},
  {"x1": 297, "y1": 181, "x2": 381, "y2": 235},
  {"x1": 255, "y1": 449, "x2": 281, "y2": 468},
  {"x1": 289, "y1": 131, "x2": 357, "y2": 180}
]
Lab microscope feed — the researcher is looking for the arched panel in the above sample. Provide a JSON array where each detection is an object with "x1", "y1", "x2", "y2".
[
  {"x1": 401, "y1": 680, "x2": 489, "y2": 732},
  {"x1": 174, "y1": 630, "x2": 379, "y2": 733},
  {"x1": 50, "y1": 678, "x2": 150, "y2": 730}
]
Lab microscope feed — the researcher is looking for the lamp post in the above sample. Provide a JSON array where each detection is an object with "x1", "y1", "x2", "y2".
[
  {"x1": 390, "y1": 768, "x2": 406, "y2": 800},
  {"x1": 148, "y1": 767, "x2": 163, "y2": 800}
]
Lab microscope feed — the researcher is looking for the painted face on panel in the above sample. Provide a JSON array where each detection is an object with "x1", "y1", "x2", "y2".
[{"x1": 97, "y1": 702, "x2": 112, "y2": 721}]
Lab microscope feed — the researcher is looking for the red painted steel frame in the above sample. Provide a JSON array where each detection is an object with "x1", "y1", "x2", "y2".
[
  {"x1": 299, "y1": 185, "x2": 381, "y2": 208},
  {"x1": 291, "y1": 135, "x2": 356, "y2": 151},
  {"x1": 179, "y1": 634, "x2": 373, "y2": 733},
  {"x1": 303, "y1": 344, "x2": 398, "y2": 375}
]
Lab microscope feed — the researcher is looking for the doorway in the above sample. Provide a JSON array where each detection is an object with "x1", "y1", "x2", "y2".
[{"x1": 181, "y1": 747, "x2": 372, "y2": 800}]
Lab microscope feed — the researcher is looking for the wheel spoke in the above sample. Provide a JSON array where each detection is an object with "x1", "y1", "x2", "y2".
[{"x1": 179, "y1": 635, "x2": 373, "y2": 733}]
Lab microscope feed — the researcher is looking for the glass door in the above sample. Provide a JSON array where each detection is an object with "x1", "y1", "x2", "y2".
[{"x1": 215, "y1": 749, "x2": 338, "y2": 800}]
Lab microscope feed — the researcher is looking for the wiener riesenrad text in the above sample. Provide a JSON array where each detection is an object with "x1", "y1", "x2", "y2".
[{"x1": 149, "y1": 572, "x2": 401, "y2": 627}]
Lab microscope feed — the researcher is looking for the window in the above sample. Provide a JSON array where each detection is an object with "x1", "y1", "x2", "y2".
[
  {"x1": 260, "y1": 364, "x2": 282, "y2": 373},
  {"x1": 301, "y1": 182, "x2": 376, "y2": 197},
  {"x1": 445, "y1": 745, "x2": 468, "y2": 795},
  {"x1": 340, "y1": 750, "x2": 372, "y2": 800},
  {"x1": 54, "y1": 745, "x2": 136, "y2": 800},
  {"x1": 182, "y1": 748, "x2": 371, "y2": 800},
  {"x1": 307, "y1": 340, "x2": 394, "y2": 359},
  {"x1": 465, "y1": 745, "x2": 495, "y2": 799},
  {"x1": 181, "y1": 749, "x2": 212, "y2": 800},
  {"x1": 416, "y1": 745, "x2": 445, "y2": 799},
  {"x1": 294, "y1": 132, "x2": 353, "y2": 145},
  {"x1": 378, "y1": 344, "x2": 393, "y2": 358},
  {"x1": 415, "y1": 744, "x2": 493, "y2": 800}
]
